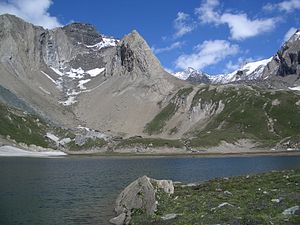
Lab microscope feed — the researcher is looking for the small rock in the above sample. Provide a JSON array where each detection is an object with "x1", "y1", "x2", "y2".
[
  {"x1": 154, "y1": 179, "x2": 174, "y2": 194},
  {"x1": 282, "y1": 205, "x2": 299, "y2": 215},
  {"x1": 271, "y1": 198, "x2": 281, "y2": 203},
  {"x1": 218, "y1": 202, "x2": 234, "y2": 208},
  {"x1": 161, "y1": 213, "x2": 177, "y2": 220},
  {"x1": 109, "y1": 213, "x2": 126, "y2": 225},
  {"x1": 224, "y1": 190, "x2": 233, "y2": 196}
]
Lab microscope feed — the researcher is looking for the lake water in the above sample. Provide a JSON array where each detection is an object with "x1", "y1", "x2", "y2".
[{"x1": 1, "y1": 155, "x2": 300, "y2": 225}]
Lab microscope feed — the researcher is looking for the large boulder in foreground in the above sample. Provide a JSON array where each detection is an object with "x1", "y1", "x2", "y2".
[{"x1": 110, "y1": 176, "x2": 174, "y2": 225}]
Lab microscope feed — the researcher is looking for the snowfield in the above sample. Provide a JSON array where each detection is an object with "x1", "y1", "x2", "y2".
[{"x1": 0, "y1": 146, "x2": 67, "y2": 157}]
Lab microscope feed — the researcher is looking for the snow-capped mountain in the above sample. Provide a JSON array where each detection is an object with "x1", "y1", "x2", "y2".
[
  {"x1": 173, "y1": 67, "x2": 196, "y2": 80},
  {"x1": 173, "y1": 67, "x2": 210, "y2": 83},
  {"x1": 172, "y1": 58, "x2": 272, "y2": 84},
  {"x1": 210, "y1": 58, "x2": 272, "y2": 84}
]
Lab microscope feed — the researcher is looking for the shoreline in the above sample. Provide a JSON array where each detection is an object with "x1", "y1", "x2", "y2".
[
  {"x1": 0, "y1": 145, "x2": 67, "y2": 157},
  {"x1": 66, "y1": 149, "x2": 300, "y2": 158},
  {"x1": 1, "y1": 142, "x2": 300, "y2": 158}
]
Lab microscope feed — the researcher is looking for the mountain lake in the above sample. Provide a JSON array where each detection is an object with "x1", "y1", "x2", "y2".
[{"x1": 1, "y1": 155, "x2": 300, "y2": 225}]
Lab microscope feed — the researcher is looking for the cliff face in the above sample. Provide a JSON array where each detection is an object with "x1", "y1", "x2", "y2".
[
  {"x1": 0, "y1": 14, "x2": 184, "y2": 135},
  {"x1": 262, "y1": 29, "x2": 300, "y2": 86}
]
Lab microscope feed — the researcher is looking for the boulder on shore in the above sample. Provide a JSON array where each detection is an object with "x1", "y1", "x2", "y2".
[{"x1": 109, "y1": 176, "x2": 174, "y2": 225}]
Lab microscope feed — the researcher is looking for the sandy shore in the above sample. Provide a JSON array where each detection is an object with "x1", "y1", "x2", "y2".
[{"x1": 0, "y1": 145, "x2": 67, "y2": 157}]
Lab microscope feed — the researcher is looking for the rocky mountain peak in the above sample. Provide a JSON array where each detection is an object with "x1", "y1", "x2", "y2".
[
  {"x1": 109, "y1": 30, "x2": 165, "y2": 77},
  {"x1": 262, "y1": 28, "x2": 300, "y2": 84},
  {"x1": 173, "y1": 67, "x2": 210, "y2": 83},
  {"x1": 62, "y1": 22, "x2": 103, "y2": 45}
]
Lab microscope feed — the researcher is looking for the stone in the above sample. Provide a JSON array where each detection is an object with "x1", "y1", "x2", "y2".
[
  {"x1": 111, "y1": 176, "x2": 174, "y2": 225},
  {"x1": 282, "y1": 205, "x2": 300, "y2": 215},
  {"x1": 151, "y1": 178, "x2": 174, "y2": 194},
  {"x1": 109, "y1": 213, "x2": 126, "y2": 225},
  {"x1": 161, "y1": 213, "x2": 177, "y2": 220}
]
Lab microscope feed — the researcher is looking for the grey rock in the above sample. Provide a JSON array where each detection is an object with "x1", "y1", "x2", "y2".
[
  {"x1": 109, "y1": 213, "x2": 126, "y2": 225},
  {"x1": 62, "y1": 22, "x2": 103, "y2": 46},
  {"x1": 161, "y1": 213, "x2": 177, "y2": 220},
  {"x1": 110, "y1": 176, "x2": 174, "y2": 225},
  {"x1": 282, "y1": 205, "x2": 300, "y2": 215},
  {"x1": 262, "y1": 29, "x2": 300, "y2": 86}
]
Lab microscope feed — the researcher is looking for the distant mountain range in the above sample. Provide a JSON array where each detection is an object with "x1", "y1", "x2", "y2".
[
  {"x1": 173, "y1": 57, "x2": 283, "y2": 84},
  {"x1": 173, "y1": 30, "x2": 300, "y2": 88},
  {"x1": 0, "y1": 14, "x2": 300, "y2": 152}
]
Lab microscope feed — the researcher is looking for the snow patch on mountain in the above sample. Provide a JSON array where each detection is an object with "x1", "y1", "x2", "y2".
[
  {"x1": 86, "y1": 37, "x2": 119, "y2": 50},
  {"x1": 86, "y1": 68, "x2": 105, "y2": 77},
  {"x1": 60, "y1": 96, "x2": 77, "y2": 106},
  {"x1": 289, "y1": 86, "x2": 300, "y2": 91},
  {"x1": 173, "y1": 67, "x2": 195, "y2": 80},
  {"x1": 43, "y1": 66, "x2": 107, "y2": 106},
  {"x1": 78, "y1": 79, "x2": 91, "y2": 90},
  {"x1": 171, "y1": 58, "x2": 272, "y2": 84},
  {"x1": 50, "y1": 67, "x2": 63, "y2": 76}
]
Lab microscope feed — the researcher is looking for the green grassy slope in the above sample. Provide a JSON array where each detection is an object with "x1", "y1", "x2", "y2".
[
  {"x1": 131, "y1": 169, "x2": 300, "y2": 225},
  {"x1": 189, "y1": 85, "x2": 300, "y2": 147},
  {"x1": 144, "y1": 87, "x2": 193, "y2": 135},
  {"x1": 143, "y1": 84, "x2": 300, "y2": 148},
  {"x1": 0, "y1": 102, "x2": 50, "y2": 147}
]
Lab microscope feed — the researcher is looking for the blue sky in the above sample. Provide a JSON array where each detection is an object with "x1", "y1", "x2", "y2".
[{"x1": 0, "y1": 0, "x2": 299, "y2": 74}]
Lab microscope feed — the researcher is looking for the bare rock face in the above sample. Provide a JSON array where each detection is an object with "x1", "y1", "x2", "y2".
[
  {"x1": 106, "y1": 30, "x2": 169, "y2": 79},
  {"x1": 262, "y1": 29, "x2": 300, "y2": 86},
  {"x1": 110, "y1": 176, "x2": 174, "y2": 225},
  {"x1": 0, "y1": 14, "x2": 184, "y2": 136},
  {"x1": 62, "y1": 23, "x2": 103, "y2": 46}
]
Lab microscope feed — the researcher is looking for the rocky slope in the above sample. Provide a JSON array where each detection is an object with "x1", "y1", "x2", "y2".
[
  {"x1": 0, "y1": 14, "x2": 184, "y2": 137},
  {"x1": 262, "y1": 29, "x2": 300, "y2": 88},
  {"x1": 0, "y1": 14, "x2": 299, "y2": 152}
]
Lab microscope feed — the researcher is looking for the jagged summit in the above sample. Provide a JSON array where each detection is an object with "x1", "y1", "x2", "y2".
[
  {"x1": 62, "y1": 22, "x2": 103, "y2": 45},
  {"x1": 117, "y1": 29, "x2": 164, "y2": 75},
  {"x1": 0, "y1": 14, "x2": 184, "y2": 136},
  {"x1": 262, "y1": 28, "x2": 300, "y2": 85}
]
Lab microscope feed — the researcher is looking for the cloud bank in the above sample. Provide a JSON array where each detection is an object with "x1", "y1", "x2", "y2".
[
  {"x1": 196, "y1": 0, "x2": 278, "y2": 40},
  {"x1": 175, "y1": 40, "x2": 239, "y2": 70},
  {"x1": 0, "y1": 0, "x2": 61, "y2": 29}
]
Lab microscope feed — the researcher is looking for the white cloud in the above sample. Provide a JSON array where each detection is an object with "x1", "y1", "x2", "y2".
[
  {"x1": 175, "y1": 39, "x2": 239, "y2": 70},
  {"x1": 173, "y1": 12, "x2": 195, "y2": 38},
  {"x1": 220, "y1": 13, "x2": 277, "y2": 40},
  {"x1": 152, "y1": 41, "x2": 184, "y2": 54},
  {"x1": 284, "y1": 27, "x2": 297, "y2": 41},
  {"x1": 195, "y1": 0, "x2": 221, "y2": 24},
  {"x1": 264, "y1": 0, "x2": 300, "y2": 13},
  {"x1": 195, "y1": 0, "x2": 278, "y2": 40},
  {"x1": 0, "y1": 0, "x2": 61, "y2": 29}
]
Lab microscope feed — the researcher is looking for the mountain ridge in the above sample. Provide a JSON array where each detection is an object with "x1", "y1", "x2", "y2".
[{"x1": 0, "y1": 14, "x2": 300, "y2": 153}]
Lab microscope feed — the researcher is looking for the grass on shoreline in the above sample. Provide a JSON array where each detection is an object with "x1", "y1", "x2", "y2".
[{"x1": 131, "y1": 169, "x2": 300, "y2": 225}]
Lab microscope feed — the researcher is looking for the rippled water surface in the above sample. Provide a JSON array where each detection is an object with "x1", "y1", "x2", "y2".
[{"x1": 1, "y1": 155, "x2": 300, "y2": 225}]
